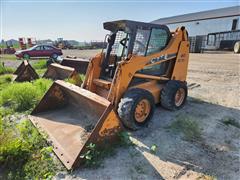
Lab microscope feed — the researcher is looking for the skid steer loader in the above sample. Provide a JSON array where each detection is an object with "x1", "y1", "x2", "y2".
[
  {"x1": 29, "y1": 20, "x2": 189, "y2": 169},
  {"x1": 13, "y1": 60, "x2": 39, "y2": 82}
]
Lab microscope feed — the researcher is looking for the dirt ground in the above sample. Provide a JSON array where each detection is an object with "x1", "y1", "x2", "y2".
[
  {"x1": 55, "y1": 51, "x2": 239, "y2": 180},
  {"x1": 1, "y1": 51, "x2": 239, "y2": 179},
  {"x1": 62, "y1": 49, "x2": 101, "y2": 59}
]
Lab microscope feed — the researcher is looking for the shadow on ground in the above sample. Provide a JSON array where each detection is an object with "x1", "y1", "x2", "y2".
[{"x1": 58, "y1": 97, "x2": 240, "y2": 180}]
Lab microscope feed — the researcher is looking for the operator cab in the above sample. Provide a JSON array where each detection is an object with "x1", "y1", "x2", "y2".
[{"x1": 101, "y1": 20, "x2": 171, "y2": 80}]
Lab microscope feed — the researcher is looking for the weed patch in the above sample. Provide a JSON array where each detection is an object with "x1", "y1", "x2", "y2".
[
  {"x1": 134, "y1": 164, "x2": 146, "y2": 174},
  {"x1": 80, "y1": 142, "x2": 119, "y2": 168},
  {"x1": 0, "y1": 74, "x2": 12, "y2": 90},
  {"x1": 197, "y1": 174, "x2": 217, "y2": 180},
  {"x1": 0, "y1": 119, "x2": 61, "y2": 179},
  {"x1": 0, "y1": 107, "x2": 14, "y2": 117},
  {"x1": 80, "y1": 143, "x2": 101, "y2": 167},
  {"x1": 150, "y1": 144, "x2": 157, "y2": 154},
  {"x1": 0, "y1": 74, "x2": 12, "y2": 84},
  {"x1": 80, "y1": 131, "x2": 133, "y2": 168},
  {"x1": 0, "y1": 78, "x2": 52, "y2": 112},
  {"x1": 0, "y1": 54, "x2": 17, "y2": 61},
  {"x1": 33, "y1": 78, "x2": 53, "y2": 94},
  {"x1": 170, "y1": 115, "x2": 201, "y2": 141},
  {"x1": 0, "y1": 63, "x2": 15, "y2": 75},
  {"x1": 221, "y1": 116, "x2": 240, "y2": 129},
  {"x1": 65, "y1": 73, "x2": 83, "y2": 86},
  {"x1": 118, "y1": 131, "x2": 134, "y2": 147},
  {"x1": 32, "y1": 60, "x2": 47, "y2": 69},
  {"x1": 36, "y1": 68, "x2": 47, "y2": 76}
]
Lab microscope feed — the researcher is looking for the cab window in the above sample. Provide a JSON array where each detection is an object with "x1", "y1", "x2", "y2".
[
  {"x1": 146, "y1": 28, "x2": 169, "y2": 55},
  {"x1": 111, "y1": 31, "x2": 129, "y2": 58},
  {"x1": 133, "y1": 29, "x2": 150, "y2": 56}
]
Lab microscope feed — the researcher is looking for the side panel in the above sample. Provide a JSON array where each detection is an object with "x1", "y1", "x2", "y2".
[
  {"x1": 130, "y1": 80, "x2": 164, "y2": 104},
  {"x1": 171, "y1": 41, "x2": 190, "y2": 81}
]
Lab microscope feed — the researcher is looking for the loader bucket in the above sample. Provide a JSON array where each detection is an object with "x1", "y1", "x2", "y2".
[
  {"x1": 29, "y1": 80, "x2": 122, "y2": 170},
  {"x1": 61, "y1": 57, "x2": 89, "y2": 74},
  {"x1": 13, "y1": 60, "x2": 39, "y2": 82},
  {"x1": 43, "y1": 63, "x2": 82, "y2": 86}
]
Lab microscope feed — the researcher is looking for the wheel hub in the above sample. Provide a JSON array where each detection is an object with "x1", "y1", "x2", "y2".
[
  {"x1": 175, "y1": 88, "x2": 185, "y2": 107},
  {"x1": 134, "y1": 99, "x2": 151, "y2": 123}
]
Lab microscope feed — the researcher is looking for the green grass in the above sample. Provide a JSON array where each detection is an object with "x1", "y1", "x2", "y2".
[
  {"x1": 0, "y1": 54, "x2": 17, "y2": 61},
  {"x1": 36, "y1": 68, "x2": 47, "y2": 76},
  {"x1": 221, "y1": 116, "x2": 240, "y2": 129},
  {"x1": 0, "y1": 78, "x2": 52, "y2": 112},
  {"x1": 0, "y1": 63, "x2": 15, "y2": 75},
  {"x1": 170, "y1": 115, "x2": 201, "y2": 141},
  {"x1": 32, "y1": 60, "x2": 48, "y2": 76},
  {"x1": 0, "y1": 75, "x2": 60, "y2": 179},
  {"x1": 0, "y1": 119, "x2": 60, "y2": 179},
  {"x1": 80, "y1": 74, "x2": 85, "y2": 81},
  {"x1": 32, "y1": 60, "x2": 47, "y2": 70},
  {"x1": 80, "y1": 131, "x2": 132, "y2": 168},
  {"x1": 65, "y1": 73, "x2": 83, "y2": 86},
  {"x1": 197, "y1": 174, "x2": 217, "y2": 180},
  {"x1": 0, "y1": 74, "x2": 12, "y2": 90},
  {"x1": 0, "y1": 74, "x2": 12, "y2": 83},
  {"x1": 0, "y1": 44, "x2": 20, "y2": 49}
]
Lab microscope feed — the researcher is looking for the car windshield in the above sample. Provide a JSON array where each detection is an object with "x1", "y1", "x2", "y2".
[{"x1": 29, "y1": 45, "x2": 38, "y2": 50}]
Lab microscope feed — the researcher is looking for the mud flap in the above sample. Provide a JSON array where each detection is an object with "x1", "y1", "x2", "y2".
[
  {"x1": 13, "y1": 60, "x2": 39, "y2": 82},
  {"x1": 43, "y1": 63, "x2": 82, "y2": 86},
  {"x1": 29, "y1": 80, "x2": 122, "y2": 170}
]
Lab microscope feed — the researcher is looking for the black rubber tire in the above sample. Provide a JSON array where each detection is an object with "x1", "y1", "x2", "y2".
[
  {"x1": 51, "y1": 53, "x2": 58, "y2": 59},
  {"x1": 118, "y1": 88, "x2": 155, "y2": 130},
  {"x1": 46, "y1": 58, "x2": 54, "y2": 67},
  {"x1": 161, "y1": 80, "x2": 188, "y2": 111},
  {"x1": 234, "y1": 41, "x2": 240, "y2": 54},
  {"x1": 23, "y1": 53, "x2": 30, "y2": 59}
]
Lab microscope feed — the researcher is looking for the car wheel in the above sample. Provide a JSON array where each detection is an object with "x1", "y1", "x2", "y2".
[
  {"x1": 23, "y1": 54, "x2": 30, "y2": 59},
  {"x1": 51, "y1": 53, "x2": 58, "y2": 59},
  {"x1": 46, "y1": 58, "x2": 55, "y2": 67}
]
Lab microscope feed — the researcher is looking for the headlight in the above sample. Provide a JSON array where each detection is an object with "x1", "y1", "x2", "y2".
[{"x1": 15, "y1": 51, "x2": 21, "y2": 55}]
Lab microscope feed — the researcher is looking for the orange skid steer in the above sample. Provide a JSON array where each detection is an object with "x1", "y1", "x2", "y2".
[{"x1": 29, "y1": 20, "x2": 189, "y2": 169}]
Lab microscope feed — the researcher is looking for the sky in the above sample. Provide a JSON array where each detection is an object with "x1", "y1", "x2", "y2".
[{"x1": 1, "y1": 0, "x2": 239, "y2": 41}]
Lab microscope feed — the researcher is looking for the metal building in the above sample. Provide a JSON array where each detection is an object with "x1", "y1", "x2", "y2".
[{"x1": 152, "y1": 6, "x2": 240, "y2": 52}]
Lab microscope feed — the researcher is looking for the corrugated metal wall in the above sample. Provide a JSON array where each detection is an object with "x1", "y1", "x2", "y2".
[{"x1": 167, "y1": 16, "x2": 240, "y2": 36}]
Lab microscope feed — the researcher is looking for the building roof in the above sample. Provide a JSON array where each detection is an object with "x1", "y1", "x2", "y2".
[{"x1": 152, "y1": 6, "x2": 240, "y2": 25}]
